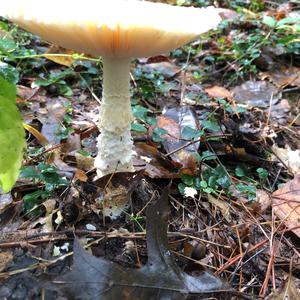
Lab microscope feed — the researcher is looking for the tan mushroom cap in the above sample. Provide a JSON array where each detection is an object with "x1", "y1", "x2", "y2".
[{"x1": 1, "y1": 0, "x2": 222, "y2": 58}]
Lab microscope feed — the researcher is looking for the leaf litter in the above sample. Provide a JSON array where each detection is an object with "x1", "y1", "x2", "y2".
[
  {"x1": 1, "y1": 1, "x2": 300, "y2": 299},
  {"x1": 48, "y1": 188, "x2": 228, "y2": 299}
]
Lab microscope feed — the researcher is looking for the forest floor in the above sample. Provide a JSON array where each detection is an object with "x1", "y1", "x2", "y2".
[{"x1": 0, "y1": 1, "x2": 300, "y2": 299}]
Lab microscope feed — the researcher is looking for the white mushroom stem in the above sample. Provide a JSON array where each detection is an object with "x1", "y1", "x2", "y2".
[{"x1": 95, "y1": 56, "x2": 134, "y2": 177}]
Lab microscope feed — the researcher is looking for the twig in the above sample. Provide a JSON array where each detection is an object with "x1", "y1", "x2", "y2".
[
  {"x1": 164, "y1": 134, "x2": 231, "y2": 157},
  {"x1": 24, "y1": 144, "x2": 62, "y2": 165},
  {"x1": 0, "y1": 230, "x2": 231, "y2": 249},
  {"x1": 216, "y1": 239, "x2": 268, "y2": 275},
  {"x1": 259, "y1": 209, "x2": 276, "y2": 297}
]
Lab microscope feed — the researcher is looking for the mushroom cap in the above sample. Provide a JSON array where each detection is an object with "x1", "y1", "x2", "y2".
[{"x1": 0, "y1": 0, "x2": 222, "y2": 58}]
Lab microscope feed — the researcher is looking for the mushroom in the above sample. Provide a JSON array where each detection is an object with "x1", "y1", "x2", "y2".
[{"x1": 0, "y1": 0, "x2": 222, "y2": 177}]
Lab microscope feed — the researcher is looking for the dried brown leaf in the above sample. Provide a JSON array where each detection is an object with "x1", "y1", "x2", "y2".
[
  {"x1": 134, "y1": 143, "x2": 180, "y2": 179},
  {"x1": 75, "y1": 169, "x2": 88, "y2": 182},
  {"x1": 257, "y1": 189, "x2": 271, "y2": 213},
  {"x1": 23, "y1": 123, "x2": 49, "y2": 145},
  {"x1": 266, "y1": 276, "x2": 300, "y2": 300},
  {"x1": 43, "y1": 45, "x2": 76, "y2": 67},
  {"x1": 261, "y1": 66, "x2": 300, "y2": 88},
  {"x1": 272, "y1": 175, "x2": 300, "y2": 238},
  {"x1": 205, "y1": 86, "x2": 233, "y2": 100},
  {"x1": 0, "y1": 251, "x2": 13, "y2": 272},
  {"x1": 207, "y1": 194, "x2": 232, "y2": 222}
]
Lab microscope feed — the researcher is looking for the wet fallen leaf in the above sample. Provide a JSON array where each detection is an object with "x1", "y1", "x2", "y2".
[
  {"x1": 40, "y1": 98, "x2": 67, "y2": 145},
  {"x1": 231, "y1": 80, "x2": 281, "y2": 108},
  {"x1": 53, "y1": 152, "x2": 76, "y2": 178},
  {"x1": 17, "y1": 85, "x2": 41, "y2": 102},
  {"x1": 50, "y1": 188, "x2": 226, "y2": 299},
  {"x1": 272, "y1": 175, "x2": 300, "y2": 238},
  {"x1": 270, "y1": 99, "x2": 291, "y2": 125},
  {"x1": 61, "y1": 133, "x2": 81, "y2": 154},
  {"x1": 261, "y1": 66, "x2": 300, "y2": 88},
  {"x1": 143, "y1": 61, "x2": 181, "y2": 78}
]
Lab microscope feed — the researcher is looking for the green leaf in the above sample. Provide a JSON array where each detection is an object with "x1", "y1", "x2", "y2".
[
  {"x1": 23, "y1": 190, "x2": 49, "y2": 212},
  {"x1": 181, "y1": 126, "x2": 202, "y2": 140},
  {"x1": 202, "y1": 120, "x2": 221, "y2": 132},
  {"x1": 236, "y1": 183, "x2": 256, "y2": 200},
  {"x1": 0, "y1": 76, "x2": 26, "y2": 192},
  {"x1": 152, "y1": 127, "x2": 168, "y2": 142},
  {"x1": 181, "y1": 174, "x2": 194, "y2": 186},
  {"x1": 235, "y1": 166, "x2": 246, "y2": 178},
  {"x1": 178, "y1": 183, "x2": 186, "y2": 195},
  {"x1": 256, "y1": 167, "x2": 268, "y2": 179},
  {"x1": 20, "y1": 166, "x2": 40, "y2": 180},
  {"x1": 262, "y1": 16, "x2": 277, "y2": 28},
  {"x1": 132, "y1": 105, "x2": 149, "y2": 120},
  {"x1": 0, "y1": 38, "x2": 17, "y2": 54},
  {"x1": 277, "y1": 17, "x2": 300, "y2": 26},
  {"x1": 0, "y1": 63, "x2": 19, "y2": 84},
  {"x1": 198, "y1": 150, "x2": 217, "y2": 161},
  {"x1": 131, "y1": 123, "x2": 147, "y2": 133}
]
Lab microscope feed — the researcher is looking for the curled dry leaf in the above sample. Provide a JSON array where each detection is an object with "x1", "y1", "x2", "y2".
[
  {"x1": 29, "y1": 199, "x2": 57, "y2": 233},
  {"x1": 272, "y1": 175, "x2": 300, "y2": 238},
  {"x1": 23, "y1": 123, "x2": 49, "y2": 145}
]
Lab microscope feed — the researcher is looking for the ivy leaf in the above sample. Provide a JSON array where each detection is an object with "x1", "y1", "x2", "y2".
[
  {"x1": 181, "y1": 126, "x2": 202, "y2": 140},
  {"x1": 0, "y1": 76, "x2": 26, "y2": 192},
  {"x1": 131, "y1": 123, "x2": 147, "y2": 133},
  {"x1": 202, "y1": 120, "x2": 221, "y2": 132}
]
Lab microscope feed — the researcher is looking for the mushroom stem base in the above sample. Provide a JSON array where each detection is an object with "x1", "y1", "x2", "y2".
[{"x1": 95, "y1": 56, "x2": 134, "y2": 177}]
